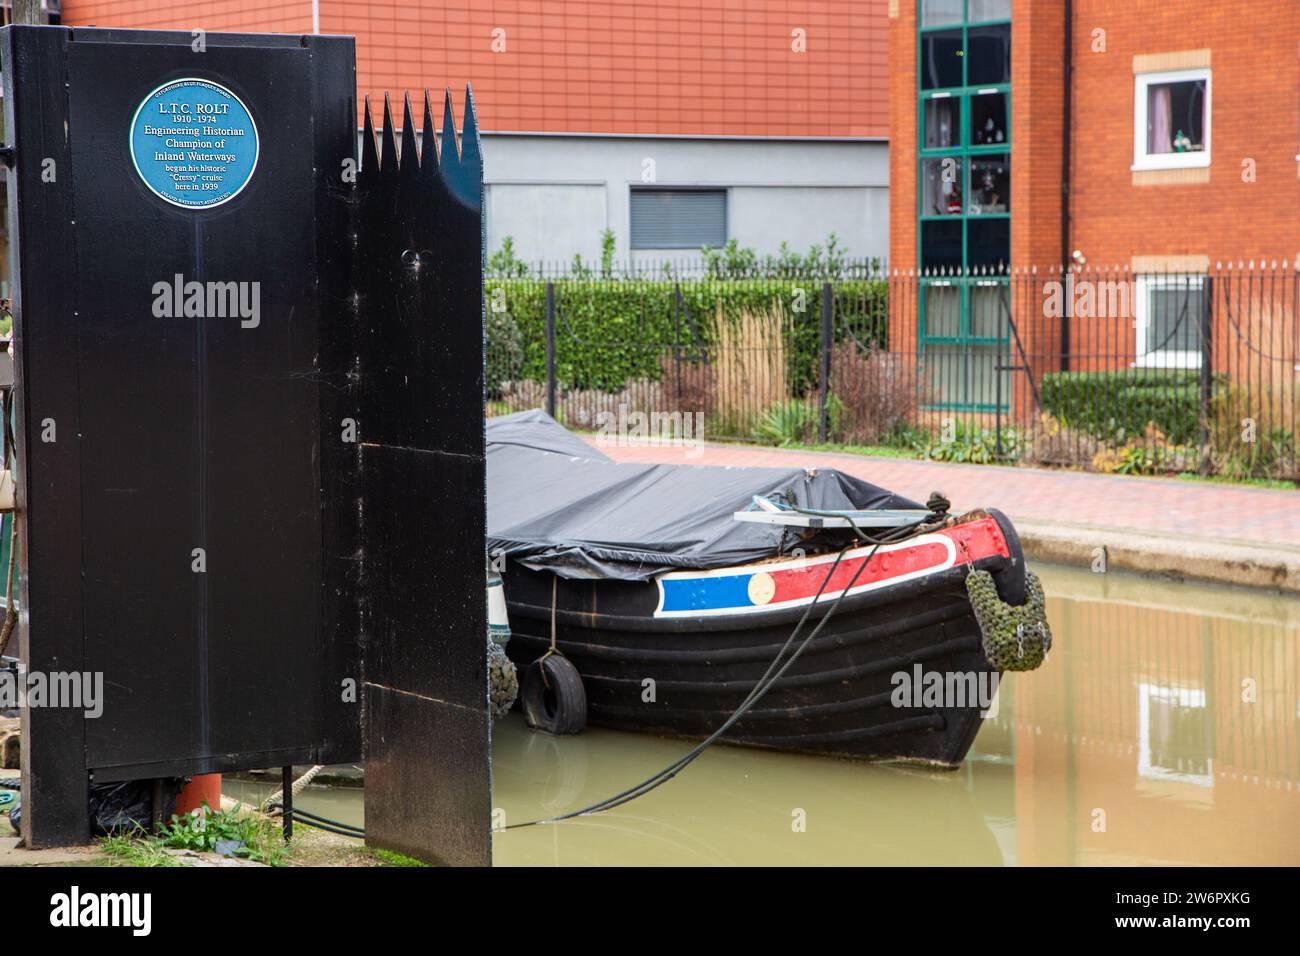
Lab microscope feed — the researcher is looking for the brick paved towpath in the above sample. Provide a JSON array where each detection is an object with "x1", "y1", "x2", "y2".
[{"x1": 584, "y1": 439, "x2": 1300, "y2": 580}]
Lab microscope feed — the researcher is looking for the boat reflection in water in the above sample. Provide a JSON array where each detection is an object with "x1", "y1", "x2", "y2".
[{"x1": 491, "y1": 562, "x2": 1299, "y2": 866}]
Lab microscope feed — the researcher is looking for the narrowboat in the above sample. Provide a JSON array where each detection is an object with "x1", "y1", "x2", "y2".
[{"x1": 487, "y1": 410, "x2": 1045, "y2": 767}]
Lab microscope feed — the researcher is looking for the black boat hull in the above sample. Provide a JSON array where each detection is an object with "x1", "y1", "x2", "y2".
[{"x1": 503, "y1": 511, "x2": 1024, "y2": 767}]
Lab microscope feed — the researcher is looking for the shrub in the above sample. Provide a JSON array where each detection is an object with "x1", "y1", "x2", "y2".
[
  {"x1": 485, "y1": 309, "x2": 524, "y2": 398},
  {"x1": 711, "y1": 304, "x2": 788, "y2": 436},
  {"x1": 753, "y1": 397, "x2": 840, "y2": 446},
  {"x1": 484, "y1": 276, "x2": 889, "y2": 396},
  {"x1": 1040, "y1": 369, "x2": 1214, "y2": 445},
  {"x1": 828, "y1": 343, "x2": 922, "y2": 445},
  {"x1": 656, "y1": 353, "x2": 712, "y2": 417},
  {"x1": 918, "y1": 420, "x2": 1022, "y2": 464},
  {"x1": 1021, "y1": 412, "x2": 1101, "y2": 468},
  {"x1": 755, "y1": 400, "x2": 812, "y2": 446},
  {"x1": 1206, "y1": 383, "x2": 1298, "y2": 479},
  {"x1": 1090, "y1": 423, "x2": 1196, "y2": 475}
]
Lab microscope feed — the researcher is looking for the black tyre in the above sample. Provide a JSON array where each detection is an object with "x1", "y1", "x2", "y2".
[{"x1": 521, "y1": 654, "x2": 587, "y2": 735}]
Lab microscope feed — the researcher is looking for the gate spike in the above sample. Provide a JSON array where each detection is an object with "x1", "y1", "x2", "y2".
[
  {"x1": 459, "y1": 84, "x2": 482, "y2": 178},
  {"x1": 400, "y1": 93, "x2": 419, "y2": 175},
  {"x1": 440, "y1": 88, "x2": 460, "y2": 169},
  {"x1": 380, "y1": 93, "x2": 398, "y2": 172},
  {"x1": 421, "y1": 90, "x2": 438, "y2": 172},
  {"x1": 361, "y1": 95, "x2": 379, "y2": 174}
]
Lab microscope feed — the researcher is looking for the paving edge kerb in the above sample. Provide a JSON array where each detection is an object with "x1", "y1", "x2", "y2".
[{"x1": 1017, "y1": 520, "x2": 1300, "y2": 594}]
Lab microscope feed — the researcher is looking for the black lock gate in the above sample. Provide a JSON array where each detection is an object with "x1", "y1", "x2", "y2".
[{"x1": 1, "y1": 25, "x2": 489, "y2": 865}]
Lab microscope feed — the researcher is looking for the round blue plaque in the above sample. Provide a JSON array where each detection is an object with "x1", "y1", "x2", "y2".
[{"x1": 129, "y1": 77, "x2": 259, "y2": 209}]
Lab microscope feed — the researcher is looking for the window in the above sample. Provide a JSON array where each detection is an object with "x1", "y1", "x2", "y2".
[
  {"x1": 920, "y1": 29, "x2": 964, "y2": 90},
  {"x1": 1138, "y1": 684, "x2": 1213, "y2": 788},
  {"x1": 629, "y1": 189, "x2": 726, "y2": 249},
  {"x1": 920, "y1": 0, "x2": 964, "y2": 28},
  {"x1": 1134, "y1": 68, "x2": 1210, "y2": 170},
  {"x1": 1134, "y1": 274, "x2": 1206, "y2": 368},
  {"x1": 967, "y1": 0, "x2": 1011, "y2": 21},
  {"x1": 917, "y1": 0, "x2": 1012, "y2": 410}
]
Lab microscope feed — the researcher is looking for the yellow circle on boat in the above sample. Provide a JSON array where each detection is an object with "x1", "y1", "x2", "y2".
[{"x1": 748, "y1": 571, "x2": 776, "y2": 605}]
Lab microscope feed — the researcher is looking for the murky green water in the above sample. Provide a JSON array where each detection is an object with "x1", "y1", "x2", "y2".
[{"x1": 230, "y1": 563, "x2": 1300, "y2": 865}]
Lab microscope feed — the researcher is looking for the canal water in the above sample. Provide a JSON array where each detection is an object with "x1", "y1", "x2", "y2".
[{"x1": 229, "y1": 562, "x2": 1300, "y2": 865}]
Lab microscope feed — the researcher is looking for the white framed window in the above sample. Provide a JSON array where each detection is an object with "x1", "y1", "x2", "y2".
[
  {"x1": 1137, "y1": 683, "x2": 1213, "y2": 788},
  {"x1": 1133, "y1": 274, "x2": 1205, "y2": 369},
  {"x1": 1133, "y1": 68, "x2": 1210, "y2": 171}
]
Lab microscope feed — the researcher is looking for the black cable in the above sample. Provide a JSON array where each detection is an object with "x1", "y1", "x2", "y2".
[
  {"x1": 265, "y1": 802, "x2": 365, "y2": 838},
  {"x1": 287, "y1": 816, "x2": 366, "y2": 839}
]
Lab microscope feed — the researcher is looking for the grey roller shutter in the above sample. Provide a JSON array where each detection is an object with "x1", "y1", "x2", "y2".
[{"x1": 629, "y1": 189, "x2": 726, "y2": 249}]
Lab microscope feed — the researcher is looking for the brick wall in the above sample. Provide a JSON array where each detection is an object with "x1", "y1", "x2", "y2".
[
  {"x1": 63, "y1": 0, "x2": 891, "y2": 138},
  {"x1": 1070, "y1": 0, "x2": 1300, "y2": 268},
  {"x1": 889, "y1": 0, "x2": 1300, "y2": 268}
]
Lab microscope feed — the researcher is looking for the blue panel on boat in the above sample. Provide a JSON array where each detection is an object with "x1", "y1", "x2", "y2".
[{"x1": 660, "y1": 573, "x2": 753, "y2": 613}]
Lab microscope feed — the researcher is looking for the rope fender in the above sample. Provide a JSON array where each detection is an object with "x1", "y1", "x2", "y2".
[{"x1": 966, "y1": 567, "x2": 1052, "y2": 672}]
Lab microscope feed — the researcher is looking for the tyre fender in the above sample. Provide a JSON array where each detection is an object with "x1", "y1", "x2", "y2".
[{"x1": 521, "y1": 654, "x2": 588, "y2": 735}]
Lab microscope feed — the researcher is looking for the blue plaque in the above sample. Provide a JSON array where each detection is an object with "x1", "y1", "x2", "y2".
[{"x1": 129, "y1": 77, "x2": 259, "y2": 209}]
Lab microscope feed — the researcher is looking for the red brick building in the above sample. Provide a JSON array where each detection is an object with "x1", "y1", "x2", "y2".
[
  {"x1": 888, "y1": 0, "x2": 1300, "y2": 414},
  {"x1": 58, "y1": 1, "x2": 893, "y2": 266}
]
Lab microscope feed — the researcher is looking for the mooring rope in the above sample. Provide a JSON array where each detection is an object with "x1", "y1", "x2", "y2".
[{"x1": 261, "y1": 764, "x2": 326, "y2": 814}]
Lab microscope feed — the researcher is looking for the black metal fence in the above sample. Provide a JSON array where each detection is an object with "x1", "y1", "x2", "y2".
[{"x1": 486, "y1": 260, "x2": 1300, "y2": 481}]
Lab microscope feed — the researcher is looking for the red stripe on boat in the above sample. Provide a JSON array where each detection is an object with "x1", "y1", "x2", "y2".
[{"x1": 769, "y1": 539, "x2": 953, "y2": 604}]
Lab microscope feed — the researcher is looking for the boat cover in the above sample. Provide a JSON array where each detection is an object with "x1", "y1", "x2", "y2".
[{"x1": 486, "y1": 409, "x2": 923, "y2": 581}]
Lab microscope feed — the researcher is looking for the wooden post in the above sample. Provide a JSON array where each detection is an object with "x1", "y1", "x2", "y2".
[{"x1": 13, "y1": 1, "x2": 46, "y2": 26}]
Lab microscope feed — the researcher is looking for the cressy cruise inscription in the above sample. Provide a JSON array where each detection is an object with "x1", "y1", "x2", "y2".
[{"x1": 129, "y1": 78, "x2": 259, "y2": 209}]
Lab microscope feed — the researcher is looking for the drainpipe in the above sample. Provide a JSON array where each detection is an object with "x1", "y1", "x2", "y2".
[{"x1": 1060, "y1": 0, "x2": 1073, "y2": 371}]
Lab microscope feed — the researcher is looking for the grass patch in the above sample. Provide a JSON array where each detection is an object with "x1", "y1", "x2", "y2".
[
  {"x1": 368, "y1": 847, "x2": 429, "y2": 867},
  {"x1": 100, "y1": 827, "x2": 184, "y2": 868},
  {"x1": 1173, "y1": 472, "x2": 1298, "y2": 491}
]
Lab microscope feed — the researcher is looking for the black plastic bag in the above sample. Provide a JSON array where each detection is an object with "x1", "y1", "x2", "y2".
[{"x1": 9, "y1": 778, "x2": 183, "y2": 835}]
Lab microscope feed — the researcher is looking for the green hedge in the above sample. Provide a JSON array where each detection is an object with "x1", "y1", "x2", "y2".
[
  {"x1": 486, "y1": 278, "x2": 888, "y2": 395},
  {"x1": 1040, "y1": 370, "x2": 1216, "y2": 445}
]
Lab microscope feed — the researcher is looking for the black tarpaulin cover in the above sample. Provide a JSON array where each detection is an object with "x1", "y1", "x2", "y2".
[{"x1": 486, "y1": 410, "x2": 922, "y2": 581}]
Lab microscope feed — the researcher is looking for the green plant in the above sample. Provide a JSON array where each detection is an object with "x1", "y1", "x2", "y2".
[
  {"x1": 1040, "y1": 369, "x2": 1216, "y2": 446},
  {"x1": 755, "y1": 399, "x2": 818, "y2": 446},
  {"x1": 569, "y1": 253, "x2": 592, "y2": 279},
  {"x1": 487, "y1": 236, "x2": 530, "y2": 277},
  {"x1": 486, "y1": 308, "x2": 525, "y2": 398},
  {"x1": 599, "y1": 228, "x2": 616, "y2": 277},
  {"x1": 370, "y1": 847, "x2": 429, "y2": 867},
  {"x1": 1206, "y1": 383, "x2": 1298, "y2": 480},
  {"x1": 918, "y1": 420, "x2": 1021, "y2": 464},
  {"x1": 101, "y1": 826, "x2": 184, "y2": 867},
  {"x1": 157, "y1": 802, "x2": 288, "y2": 865},
  {"x1": 701, "y1": 239, "x2": 759, "y2": 278},
  {"x1": 753, "y1": 396, "x2": 846, "y2": 446},
  {"x1": 699, "y1": 234, "x2": 860, "y2": 280},
  {"x1": 484, "y1": 276, "x2": 888, "y2": 396}
]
